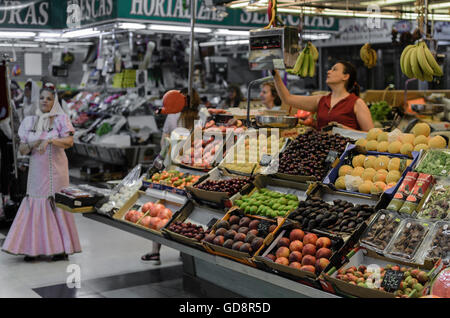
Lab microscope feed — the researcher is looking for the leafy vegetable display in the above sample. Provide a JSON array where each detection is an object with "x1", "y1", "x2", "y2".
[
  {"x1": 417, "y1": 184, "x2": 450, "y2": 220},
  {"x1": 415, "y1": 150, "x2": 450, "y2": 177},
  {"x1": 369, "y1": 101, "x2": 392, "y2": 122}
]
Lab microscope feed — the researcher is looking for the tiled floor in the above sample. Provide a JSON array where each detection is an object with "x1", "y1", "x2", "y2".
[{"x1": 0, "y1": 213, "x2": 205, "y2": 298}]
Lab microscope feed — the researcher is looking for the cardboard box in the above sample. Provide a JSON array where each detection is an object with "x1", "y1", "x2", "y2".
[
  {"x1": 112, "y1": 191, "x2": 182, "y2": 237},
  {"x1": 185, "y1": 167, "x2": 254, "y2": 205},
  {"x1": 323, "y1": 144, "x2": 420, "y2": 199},
  {"x1": 320, "y1": 247, "x2": 443, "y2": 298},
  {"x1": 254, "y1": 220, "x2": 346, "y2": 289},
  {"x1": 161, "y1": 200, "x2": 226, "y2": 251},
  {"x1": 202, "y1": 207, "x2": 285, "y2": 267}
]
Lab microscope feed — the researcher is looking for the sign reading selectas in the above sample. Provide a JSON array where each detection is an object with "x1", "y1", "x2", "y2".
[
  {"x1": 120, "y1": 0, "x2": 339, "y2": 31},
  {"x1": 66, "y1": 0, "x2": 115, "y2": 26}
]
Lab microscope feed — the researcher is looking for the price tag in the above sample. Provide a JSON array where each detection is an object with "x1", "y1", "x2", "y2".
[
  {"x1": 74, "y1": 200, "x2": 81, "y2": 207},
  {"x1": 381, "y1": 270, "x2": 404, "y2": 293},
  {"x1": 260, "y1": 154, "x2": 273, "y2": 167},
  {"x1": 132, "y1": 204, "x2": 142, "y2": 211},
  {"x1": 272, "y1": 59, "x2": 285, "y2": 70}
]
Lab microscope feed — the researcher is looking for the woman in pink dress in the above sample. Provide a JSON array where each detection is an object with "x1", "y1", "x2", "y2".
[{"x1": 2, "y1": 83, "x2": 81, "y2": 262}]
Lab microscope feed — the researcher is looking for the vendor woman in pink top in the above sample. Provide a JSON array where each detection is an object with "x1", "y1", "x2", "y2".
[{"x1": 2, "y1": 83, "x2": 81, "y2": 262}]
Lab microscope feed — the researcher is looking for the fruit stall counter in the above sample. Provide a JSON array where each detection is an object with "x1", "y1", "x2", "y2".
[{"x1": 82, "y1": 212, "x2": 339, "y2": 298}]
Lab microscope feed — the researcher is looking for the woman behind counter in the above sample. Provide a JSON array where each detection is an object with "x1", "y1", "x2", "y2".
[
  {"x1": 259, "y1": 81, "x2": 282, "y2": 111},
  {"x1": 2, "y1": 83, "x2": 81, "y2": 262},
  {"x1": 272, "y1": 61, "x2": 374, "y2": 132}
]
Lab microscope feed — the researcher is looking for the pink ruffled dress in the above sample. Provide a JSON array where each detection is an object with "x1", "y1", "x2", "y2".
[{"x1": 2, "y1": 114, "x2": 82, "y2": 257}]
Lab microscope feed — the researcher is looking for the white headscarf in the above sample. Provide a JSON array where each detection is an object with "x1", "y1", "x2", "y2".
[
  {"x1": 23, "y1": 79, "x2": 40, "y2": 117},
  {"x1": 34, "y1": 84, "x2": 66, "y2": 133}
]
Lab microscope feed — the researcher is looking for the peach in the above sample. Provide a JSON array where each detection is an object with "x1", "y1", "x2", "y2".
[
  {"x1": 315, "y1": 258, "x2": 330, "y2": 271},
  {"x1": 301, "y1": 254, "x2": 316, "y2": 266},
  {"x1": 288, "y1": 251, "x2": 303, "y2": 263},
  {"x1": 289, "y1": 229, "x2": 305, "y2": 242},
  {"x1": 316, "y1": 247, "x2": 332, "y2": 259},
  {"x1": 275, "y1": 257, "x2": 289, "y2": 266},
  {"x1": 302, "y1": 243, "x2": 317, "y2": 256},
  {"x1": 303, "y1": 233, "x2": 318, "y2": 245},
  {"x1": 316, "y1": 237, "x2": 332, "y2": 249},
  {"x1": 300, "y1": 265, "x2": 316, "y2": 273},
  {"x1": 289, "y1": 240, "x2": 304, "y2": 252},
  {"x1": 277, "y1": 237, "x2": 291, "y2": 248},
  {"x1": 276, "y1": 246, "x2": 290, "y2": 259},
  {"x1": 234, "y1": 232, "x2": 246, "y2": 242},
  {"x1": 289, "y1": 262, "x2": 302, "y2": 269}
]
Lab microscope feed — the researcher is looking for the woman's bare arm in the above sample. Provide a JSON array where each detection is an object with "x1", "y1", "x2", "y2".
[
  {"x1": 354, "y1": 99, "x2": 375, "y2": 132},
  {"x1": 51, "y1": 136, "x2": 74, "y2": 149},
  {"x1": 273, "y1": 70, "x2": 322, "y2": 112}
]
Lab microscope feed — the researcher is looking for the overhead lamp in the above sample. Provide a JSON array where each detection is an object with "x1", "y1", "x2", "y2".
[
  {"x1": 118, "y1": 22, "x2": 146, "y2": 30},
  {"x1": 225, "y1": 39, "x2": 249, "y2": 46},
  {"x1": 0, "y1": 31, "x2": 36, "y2": 38},
  {"x1": 34, "y1": 38, "x2": 69, "y2": 43},
  {"x1": 148, "y1": 24, "x2": 212, "y2": 33},
  {"x1": 429, "y1": 2, "x2": 450, "y2": 9},
  {"x1": 216, "y1": 29, "x2": 249, "y2": 36},
  {"x1": 62, "y1": 28, "x2": 100, "y2": 38},
  {"x1": 38, "y1": 32, "x2": 62, "y2": 38},
  {"x1": 278, "y1": 7, "x2": 398, "y2": 19},
  {"x1": 360, "y1": 0, "x2": 415, "y2": 6},
  {"x1": 0, "y1": 43, "x2": 39, "y2": 48}
]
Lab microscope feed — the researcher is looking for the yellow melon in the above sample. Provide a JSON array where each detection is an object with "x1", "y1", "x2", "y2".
[
  {"x1": 385, "y1": 182, "x2": 397, "y2": 190},
  {"x1": 388, "y1": 141, "x2": 402, "y2": 154},
  {"x1": 412, "y1": 123, "x2": 431, "y2": 137},
  {"x1": 428, "y1": 135, "x2": 447, "y2": 149},
  {"x1": 375, "y1": 181, "x2": 387, "y2": 191},
  {"x1": 359, "y1": 181, "x2": 373, "y2": 194},
  {"x1": 338, "y1": 165, "x2": 353, "y2": 177},
  {"x1": 400, "y1": 133, "x2": 415, "y2": 145},
  {"x1": 386, "y1": 171, "x2": 401, "y2": 184},
  {"x1": 367, "y1": 128, "x2": 383, "y2": 141},
  {"x1": 388, "y1": 158, "x2": 401, "y2": 172},
  {"x1": 352, "y1": 155, "x2": 366, "y2": 168},
  {"x1": 370, "y1": 182, "x2": 385, "y2": 194},
  {"x1": 335, "y1": 176, "x2": 346, "y2": 190},
  {"x1": 366, "y1": 140, "x2": 378, "y2": 151},
  {"x1": 364, "y1": 156, "x2": 377, "y2": 169},
  {"x1": 400, "y1": 143, "x2": 414, "y2": 157},
  {"x1": 377, "y1": 141, "x2": 389, "y2": 153},
  {"x1": 351, "y1": 166, "x2": 365, "y2": 177},
  {"x1": 414, "y1": 135, "x2": 429, "y2": 146},
  {"x1": 414, "y1": 143, "x2": 429, "y2": 152},
  {"x1": 362, "y1": 168, "x2": 377, "y2": 181},
  {"x1": 355, "y1": 138, "x2": 367, "y2": 148},
  {"x1": 377, "y1": 132, "x2": 389, "y2": 142},
  {"x1": 374, "y1": 156, "x2": 390, "y2": 170}
]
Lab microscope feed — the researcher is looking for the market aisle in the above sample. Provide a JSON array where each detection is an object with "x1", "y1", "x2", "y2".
[{"x1": 0, "y1": 213, "x2": 190, "y2": 298}]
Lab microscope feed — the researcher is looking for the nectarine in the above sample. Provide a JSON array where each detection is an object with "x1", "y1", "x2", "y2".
[
  {"x1": 289, "y1": 240, "x2": 304, "y2": 252},
  {"x1": 303, "y1": 233, "x2": 318, "y2": 245},
  {"x1": 316, "y1": 258, "x2": 330, "y2": 271},
  {"x1": 277, "y1": 237, "x2": 291, "y2": 248},
  {"x1": 301, "y1": 255, "x2": 316, "y2": 266},
  {"x1": 302, "y1": 243, "x2": 316, "y2": 256},
  {"x1": 289, "y1": 229, "x2": 305, "y2": 242},
  {"x1": 316, "y1": 237, "x2": 332, "y2": 249},
  {"x1": 288, "y1": 251, "x2": 303, "y2": 263},
  {"x1": 276, "y1": 246, "x2": 290, "y2": 259},
  {"x1": 289, "y1": 262, "x2": 302, "y2": 269},
  {"x1": 316, "y1": 247, "x2": 332, "y2": 259},
  {"x1": 300, "y1": 265, "x2": 316, "y2": 273},
  {"x1": 275, "y1": 257, "x2": 289, "y2": 266}
]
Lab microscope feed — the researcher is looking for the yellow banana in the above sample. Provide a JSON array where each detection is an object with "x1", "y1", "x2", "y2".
[
  {"x1": 360, "y1": 43, "x2": 370, "y2": 65},
  {"x1": 423, "y1": 72, "x2": 433, "y2": 82},
  {"x1": 369, "y1": 49, "x2": 377, "y2": 68},
  {"x1": 400, "y1": 45, "x2": 416, "y2": 76},
  {"x1": 403, "y1": 45, "x2": 416, "y2": 78},
  {"x1": 417, "y1": 42, "x2": 435, "y2": 78},
  {"x1": 309, "y1": 42, "x2": 319, "y2": 62},
  {"x1": 410, "y1": 46, "x2": 425, "y2": 81},
  {"x1": 421, "y1": 41, "x2": 443, "y2": 76},
  {"x1": 292, "y1": 50, "x2": 305, "y2": 74},
  {"x1": 308, "y1": 52, "x2": 315, "y2": 77},
  {"x1": 300, "y1": 51, "x2": 310, "y2": 78}
]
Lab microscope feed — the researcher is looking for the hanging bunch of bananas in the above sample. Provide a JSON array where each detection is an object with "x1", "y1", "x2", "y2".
[
  {"x1": 288, "y1": 42, "x2": 318, "y2": 78},
  {"x1": 400, "y1": 40, "x2": 443, "y2": 82},
  {"x1": 360, "y1": 43, "x2": 377, "y2": 69}
]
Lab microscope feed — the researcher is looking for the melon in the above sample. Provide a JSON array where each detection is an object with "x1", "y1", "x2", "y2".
[
  {"x1": 358, "y1": 181, "x2": 373, "y2": 194},
  {"x1": 338, "y1": 165, "x2": 353, "y2": 177},
  {"x1": 377, "y1": 132, "x2": 389, "y2": 142},
  {"x1": 414, "y1": 135, "x2": 429, "y2": 146},
  {"x1": 400, "y1": 143, "x2": 414, "y2": 157},
  {"x1": 351, "y1": 166, "x2": 365, "y2": 177},
  {"x1": 428, "y1": 135, "x2": 447, "y2": 149},
  {"x1": 400, "y1": 133, "x2": 415, "y2": 145},
  {"x1": 414, "y1": 143, "x2": 429, "y2": 152},
  {"x1": 373, "y1": 170, "x2": 388, "y2": 183},
  {"x1": 388, "y1": 141, "x2": 402, "y2": 154},
  {"x1": 355, "y1": 138, "x2": 367, "y2": 148},
  {"x1": 367, "y1": 128, "x2": 383, "y2": 141},
  {"x1": 366, "y1": 140, "x2": 378, "y2": 151},
  {"x1": 388, "y1": 158, "x2": 401, "y2": 172},
  {"x1": 374, "y1": 156, "x2": 390, "y2": 170},
  {"x1": 352, "y1": 155, "x2": 366, "y2": 168},
  {"x1": 362, "y1": 168, "x2": 376, "y2": 181},
  {"x1": 335, "y1": 176, "x2": 346, "y2": 190},
  {"x1": 412, "y1": 122, "x2": 431, "y2": 137},
  {"x1": 386, "y1": 171, "x2": 401, "y2": 184},
  {"x1": 364, "y1": 155, "x2": 377, "y2": 169},
  {"x1": 377, "y1": 141, "x2": 389, "y2": 153}
]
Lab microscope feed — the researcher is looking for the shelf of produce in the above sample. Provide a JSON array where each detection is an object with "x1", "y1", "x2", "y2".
[{"x1": 83, "y1": 212, "x2": 339, "y2": 298}]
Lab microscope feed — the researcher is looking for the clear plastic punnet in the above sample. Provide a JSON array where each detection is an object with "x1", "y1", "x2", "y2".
[
  {"x1": 385, "y1": 218, "x2": 432, "y2": 263},
  {"x1": 359, "y1": 210, "x2": 403, "y2": 254},
  {"x1": 419, "y1": 221, "x2": 450, "y2": 265}
]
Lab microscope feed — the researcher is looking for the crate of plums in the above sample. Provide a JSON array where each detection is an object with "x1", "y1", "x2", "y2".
[
  {"x1": 320, "y1": 247, "x2": 444, "y2": 298},
  {"x1": 202, "y1": 207, "x2": 285, "y2": 267},
  {"x1": 162, "y1": 200, "x2": 227, "y2": 251},
  {"x1": 254, "y1": 220, "x2": 346, "y2": 289},
  {"x1": 185, "y1": 167, "x2": 254, "y2": 207},
  {"x1": 273, "y1": 130, "x2": 353, "y2": 183}
]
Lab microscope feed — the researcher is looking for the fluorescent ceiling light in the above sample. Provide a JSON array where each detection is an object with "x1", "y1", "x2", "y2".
[
  {"x1": 225, "y1": 39, "x2": 249, "y2": 45},
  {"x1": 216, "y1": 29, "x2": 249, "y2": 36},
  {"x1": 429, "y1": 2, "x2": 450, "y2": 9},
  {"x1": 62, "y1": 28, "x2": 100, "y2": 38},
  {"x1": 278, "y1": 7, "x2": 397, "y2": 18},
  {"x1": 148, "y1": 24, "x2": 212, "y2": 33},
  {"x1": 0, "y1": 31, "x2": 36, "y2": 38},
  {"x1": 34, "y1": 38, "x2": 69, "y2": 43},
  {"x1": 38, "y1": 32, "x2": 62, "y2": 38},
  {"x1": 360, "y1": 0, "x2": 415, "y2": 6},
  {"x1": 118, "y1": 22, "x2": 146, "y2": 30},
  {"x1": 199, "y1": 41, "x2": 225, "y2": 47},
  {"x1": 0, "y1": 43, "x2": 39, "y2": 48},
  {"x1": 230, "y1": 1, "x2": 249, "y2": 8}
]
